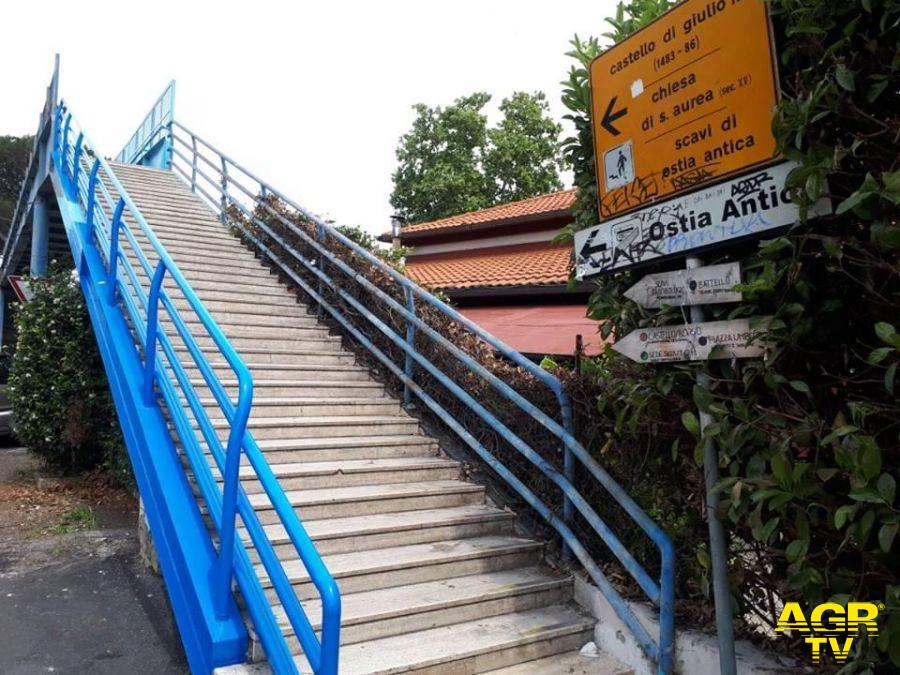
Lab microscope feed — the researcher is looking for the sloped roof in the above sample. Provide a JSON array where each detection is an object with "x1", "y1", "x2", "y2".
[
  {"x1": 402, "y1": 189, "x2": 576, "y2": 236},
  {"x1": 405, "y1": 241, "x2": 571, "y2": 290}
]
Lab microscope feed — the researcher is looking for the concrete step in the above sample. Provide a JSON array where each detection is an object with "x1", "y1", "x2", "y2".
[
  {"x1": 189, "y1": 363, "x2": 371, "y2": 382},
  {"x1": 175, "y1": 345, "x2": 356, "y2": 367},
  {"x1": 204, "y1": 414, "x2": 420, "y2": 441},
  {"x1": 176, "y1": 278, "x2": 295, "y2": 300},
  {"x1": 179, "y1": 312, "x2": 320, "y2": 329},
  {"x1": 257, "y1": 535, "x2": 540, "y2": 601},
  {"x1": 252, "y1": 435, "x2": 439, "y2": 463},
  {"x1": 297, "y1": 605, "x2": 592, "y2": 675},
  {"x1": 182, "y1": 333, "x2": 341, "y2": 354},
  {"x1": 484, "y1": 651, "x2": 634, "y2": 675},
  {"x1": 176, "y1": 322, "x2": 330, "y2": 341},
  {"x1": 126, "y1": 252, "x2": 276, "y2": 279},
  {"x1": 274, "y1": 568, "x2": 572, "y2": 649},
  {"x1": 192, "y1": 379, "x2": 386, "y2": 399},
  {"x1": 248, "y1": 480, "x2": 485, "y2": 525},
  {"x1": 206, "y1": 397, "x2": 401, "y2": 418},
  {"x1": 241, "y1": 504, "x2": 515, "y2": 557},
  {"x1": 230, "y1": 457, "x2": 460, "y2": 492}
]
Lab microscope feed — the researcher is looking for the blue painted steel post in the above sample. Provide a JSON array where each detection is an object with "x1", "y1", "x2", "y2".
[
  {"x1": 316, "y1": 223, "x2": 325, "y2": 319},
  {"x1": 190, "y1": 136, "x2": 198, "y2": 192},
  {"x1": 560, "y1": 396, "x2": 576, "y2": 561},
  {"x1": 402, "y1": 287, "x2": 416, "y2": 406},
  {"x1": 107, "y1": 199, "x2": 126, "y2": 304},
  {"x1": 219, "y1": 158, "x2": 228, "y2": 226},
  {"x1": 30, "y1": 195, "x2": 50, "y2": 276},
  {"x1": 144, "y1": 263, "x2": 167, "y2": 405},
  {"x1": 686, "y1": 255, "x2": 736, "y2": 675}
]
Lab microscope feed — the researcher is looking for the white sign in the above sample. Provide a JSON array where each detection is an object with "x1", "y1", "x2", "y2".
[
  {"x1": 7, "y1": 275, "x2": 35, "y2": 302},
  {"x1": 603, "y1": 140, "x2": 635, "y2": 191},
  {"x1": 613, "y1": 317, "x2": 772, "y2": 363},
  {"x1": 575, "y1": 162, "x2": 833, "y2": 278},
  {"x1": 624, "y1": 262, "x2": 742, "y2": 308}
]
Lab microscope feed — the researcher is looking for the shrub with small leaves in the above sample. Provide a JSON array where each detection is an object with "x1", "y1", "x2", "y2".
[{"x1": 8, "y1": 267, "x2": 130, "y2": 483}]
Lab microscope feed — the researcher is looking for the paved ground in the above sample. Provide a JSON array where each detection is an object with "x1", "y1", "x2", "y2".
[{"x1": 0, "y1": 446, "x2": 188, "y2": 674}]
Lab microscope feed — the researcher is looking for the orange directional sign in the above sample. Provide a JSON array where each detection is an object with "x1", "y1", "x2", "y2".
[{"x1": 590, "y1": 0, "x2": 780, "y2": 220}]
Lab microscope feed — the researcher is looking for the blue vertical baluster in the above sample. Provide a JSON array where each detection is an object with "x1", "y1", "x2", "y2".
[
  {"x1": 216, "y1": 369, "x2": 253, "y2": 619},
  {"x1": 219, "y1": 157, "x2": 228, "y2": 225},
  {"x1": 402, "y1": 287, "x2": 416, "y2": 406},
  {"x1": 107, "y1": 199, "x2": 126, "y2": 304},
  {"x1": 61, "y1": 113, "x2": 72, "y2": 180},
  {"x1": 144, "y1": 263, "x2": 167, "y2": 405},
  {"x1": 85, "y1": 159, "x2": 101, "y2": 244},
  {"x1": 316, "y1": 223, "x2": 325, "y2": 319},
  {"x1": 72, "y1": 132, "x2": 84, "y2": 187},
  {"x1": 190, "y1": 135, "x2": 198, "y2": 192},
  {"x1": 560, "y1": 396, "x2": 576, "y2": 561}
]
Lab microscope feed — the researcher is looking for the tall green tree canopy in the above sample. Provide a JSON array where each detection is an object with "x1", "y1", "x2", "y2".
[
  {"x1": 0, "y1": 135, "x2": 33, "y2": 237},
  {"x1": 390, "y1": 91, "x2": 563, "y2": 224}
]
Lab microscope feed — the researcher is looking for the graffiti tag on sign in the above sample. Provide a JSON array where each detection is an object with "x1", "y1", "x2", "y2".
[
  {"x1": 574, "y1": 161, "x2": 833, "y2": 277},
  {"x1": 589, "y1": 0, "x2": 782, "y2": 219}
]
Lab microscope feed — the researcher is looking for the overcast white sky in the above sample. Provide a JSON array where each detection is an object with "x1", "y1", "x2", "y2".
[{"x1": 2, "y1": 0, "x2": 617, "y2": 234}]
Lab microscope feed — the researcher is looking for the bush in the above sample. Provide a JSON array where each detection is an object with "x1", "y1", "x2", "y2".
[{"x1": 8, "y1": 267, "x2": 130, "y2": 484}]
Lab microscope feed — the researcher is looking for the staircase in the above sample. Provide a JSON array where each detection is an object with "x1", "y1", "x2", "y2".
[
  {"x1": 8, "y1": 67, "x2": 675, "y2": 674},
  {"x1": 110, "y1": 162, "x2": 630, "y2": 674}
]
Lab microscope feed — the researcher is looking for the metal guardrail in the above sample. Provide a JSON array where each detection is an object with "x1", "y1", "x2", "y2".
[
  {"x1": 168, "y1": 121, "x2": 678, "y2": 674},
  {"x1": 56, "y1": 103, "x2": 340, "y2": 674},
  {"x1": 114, "y1": 81, "x2": 175, "y2": 168}
]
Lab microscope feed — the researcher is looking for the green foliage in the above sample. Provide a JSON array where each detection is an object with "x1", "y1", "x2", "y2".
[
  {"x1": 0, "y1": 135, "x2": 33, "y2": 235},
  {"x1": 561, "y1": 0, "x2": 900, "y2": 669},
  {"x1": 390, "y1": 92, "x2": 563, "y2": 223},
  {"x1": 483, "y1": 91, "x2": 563, "y2": 203},
  {"x1": 7, "y1": 268, "x2": 130, "y2": 484}
]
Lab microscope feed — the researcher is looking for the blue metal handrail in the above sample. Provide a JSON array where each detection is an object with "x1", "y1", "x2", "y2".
[
  {"x1": 114, "y1": 81, "x2": 175, "y2": 168},
  {"x1": 169, "y1": 121, "x2": 677, "y2": 674},
  {"x1": 54, "y1": 102, "x2": 340, "y2": 674}
]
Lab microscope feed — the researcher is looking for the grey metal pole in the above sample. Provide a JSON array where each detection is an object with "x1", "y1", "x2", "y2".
[{"x1": 686, "y1": 255, "x2": 737, "y2": 675}]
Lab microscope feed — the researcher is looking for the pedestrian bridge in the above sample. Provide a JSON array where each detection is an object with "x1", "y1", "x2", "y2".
[{"x1": 2, "y1": 59, "x2": 675, "y2": 675}]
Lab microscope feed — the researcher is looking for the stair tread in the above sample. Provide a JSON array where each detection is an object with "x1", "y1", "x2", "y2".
[
  {"x1": 264, "y1": 536, "x2": 541, "y2": 585},
  {"x1": 208, "y1": 415, "x2": 415, "y2": 428},
  {"x1": 276, "y1": 567, "x2": 570, "y2": 631},
  {"x1": 255, "y1": 435, "x2": 435, "y2": 451},
  {"x1": 243, "y1": 504, "x2": 513, "y2": 545},
  {"x1": 483, "y1": 651, "x2": 633, "y2": 675},
  {"x1": 298, "y1": 605, "x2": 592, "y2": 675},
  {"x1": 237, "y1": 456, "x2": 457, "y2": 479},
  {"x1": 248, "y1": 479, "x2": 483, "y2": 511}
]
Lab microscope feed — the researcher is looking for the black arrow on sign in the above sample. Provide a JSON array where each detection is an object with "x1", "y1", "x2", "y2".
[
  {"x1": 579, "y1": 231, "x2": 608, "y2": 259},
  {"x1": 601, "y1": 96, "x2": 628, "y2": 136}
]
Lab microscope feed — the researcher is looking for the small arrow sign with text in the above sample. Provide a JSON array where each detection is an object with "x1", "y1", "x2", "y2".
[
  {"x1": 600, "y1": 96, "x2": 628, "y2": 136},
  {"x1": 613, "y1": 317, "x2": 771, "y2": 363},
  {"x1": 624, "y1": 262, "x2": 742, "y2": 309}
]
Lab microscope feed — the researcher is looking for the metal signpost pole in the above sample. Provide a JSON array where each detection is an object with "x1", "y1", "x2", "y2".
[{"x1": 685, "y1": 255, "x2": 736, "y2": 675}]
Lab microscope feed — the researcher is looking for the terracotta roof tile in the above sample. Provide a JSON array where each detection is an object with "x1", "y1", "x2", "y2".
[
  {"x1": 402, "y1": 189, "x2": 576, "y2": 235},
  {"x1": 406, "y1": 242, "x2": 571, "y2": 290}
]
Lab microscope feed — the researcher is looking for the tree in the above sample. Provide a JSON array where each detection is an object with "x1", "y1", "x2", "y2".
[
  {"x1": 484, "y1": 92, "x2": 563, "y2": 202},
  {"x1": 0, "y1": 135, "x2": 33, "y2": 238},
  {"x1": 390, "y1": 93, "x2": 493, "y2": 225},
  {"x1": 390, "y1": 92, "x2": 563, "y2": 224}
]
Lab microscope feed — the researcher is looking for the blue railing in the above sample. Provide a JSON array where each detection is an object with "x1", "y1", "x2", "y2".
[
  {"x1": 169, "y1": 121, "x2": 677, "y2": 674},
  {"x1": 114, "y1": 81, "x2": 175, "y2": 168},
  {"x1": 53, "y1": 101, "x2": 340, "y2": 674}
]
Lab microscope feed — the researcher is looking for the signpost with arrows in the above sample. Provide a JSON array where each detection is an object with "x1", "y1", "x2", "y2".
[{"x1": 569, "y1": 2, "x2": 839, "y2": 672}]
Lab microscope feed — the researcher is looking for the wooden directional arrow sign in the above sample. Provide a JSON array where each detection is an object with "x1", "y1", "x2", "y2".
[
  {"x1": 613, "y1": 317, "x2": 771, "y2": 363},
  {"x1": 624, "y1": 262, "x2": 742, "y2": 308}
]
